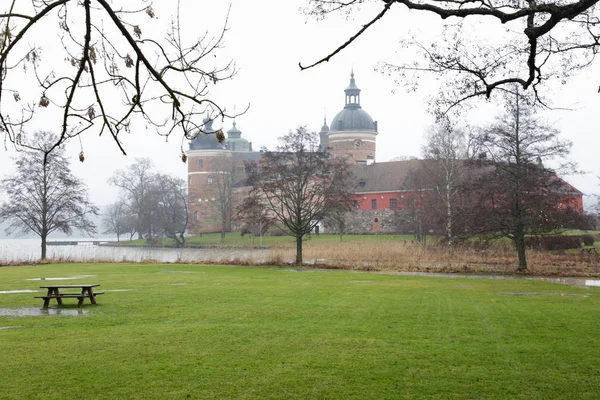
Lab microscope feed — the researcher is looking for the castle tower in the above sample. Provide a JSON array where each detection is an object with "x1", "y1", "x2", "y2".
[
  {"x1": 186, "y1": 116, "x2": 232, "y2": 234},
  {"x1": 319, "y1": 116, "x2": 329, "y2": 154},
  {"x1": 328, "y1": 71, "x2": 377, "y2": 164},
  {"x1": 225, "y1": 120, "x2": 251, "y2": 152}
]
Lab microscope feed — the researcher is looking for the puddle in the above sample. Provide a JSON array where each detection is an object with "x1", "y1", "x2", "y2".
[
  {"x1": 0, "y1": 308, "x2": 89, "y2": 316},
  {"x1": 25, "y1": 275, "x2": 96, "y2": 281},
  {"x1": 0, "y1": 326, "x2": 22, "y2": 330},
  {"x1": 160, "y1": 270, "x2": 203, "y2": 274},
  {"x1": 0, "y1": 290, "x2": 40, "y2": 294},
  {"x1": 497, "y1": 292, "x2": 589, "y2": 298},
  {"x1": 362, "y1": 271, "x2": 600, "y2": 288},
  {"x1": 170, "y1": 283, "x2": 187, "y2": 286}
]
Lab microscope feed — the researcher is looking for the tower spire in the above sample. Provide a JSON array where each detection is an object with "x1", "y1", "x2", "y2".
[{"x1": 344, "y1": 70, "x2": 361, "y2": 108}]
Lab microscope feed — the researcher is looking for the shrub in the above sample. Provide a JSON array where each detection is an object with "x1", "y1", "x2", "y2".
[
  {"x1": 145, "y1": 238, "x2": 163, "y2": 247},
  {"x1": 526, "y1": 235, "x2": 582, "y2": 251},
  {"x1": 582, "y1": 234, "x2": 595, "y2": 246},
  {"x1": 525, "y1": 236, "x2": 543, "y2": 250},
  {"x1": 267, "y1": 226, "x2": 288, "y2": 237}
]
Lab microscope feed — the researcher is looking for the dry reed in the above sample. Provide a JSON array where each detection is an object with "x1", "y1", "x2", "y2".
[
  {"x1": 2, "y1": 240, "x2": 599, "y2": 277},
  {"x1": 296, "y1": 241, "x2": 600, "y2": 276}
]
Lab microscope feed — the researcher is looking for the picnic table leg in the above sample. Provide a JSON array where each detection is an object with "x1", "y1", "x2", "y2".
[
  {"x1": 86, "y1": 288, "x2": 97, "y2": 305},
  {"x1": 49, "y1": 288, "x2": 63, "y2": 307},
  {"x1": 43, "y1": 297, "x2": 50, "y2": 309}
]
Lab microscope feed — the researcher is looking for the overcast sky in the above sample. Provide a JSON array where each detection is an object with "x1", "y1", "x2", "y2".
[{"x1": 1, "y1": 0, "x2": 599, "y2": 208}]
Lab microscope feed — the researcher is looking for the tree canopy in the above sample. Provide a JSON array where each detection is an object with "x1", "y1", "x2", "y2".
[
  {"x1": 0, "y1": 130, "x2": 98, "y2": 259},
  {"x1": 244, "y1": 127, "x2": 355, "y2": 264},
  {"x1": 466, "y1": 90, "x2": 578, "y2": 270}
]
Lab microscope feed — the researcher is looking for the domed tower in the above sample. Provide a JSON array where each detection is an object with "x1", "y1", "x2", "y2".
[
  {"x1": 328, "y1": 71, "x2": 377, "y2": 164},
  {"x1": 186, "y1": 115, "x2": 232, "y2": 234},
  {"x1": 225, "y1": 120, "x2": 251, "y2": 152}
]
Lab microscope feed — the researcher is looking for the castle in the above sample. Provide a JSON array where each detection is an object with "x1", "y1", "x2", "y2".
[{"x1": 186, "y1": 72, "x2": 583, "y2": 235}]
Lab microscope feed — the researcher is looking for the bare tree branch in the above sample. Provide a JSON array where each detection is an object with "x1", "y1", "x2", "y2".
[{"x1": 1, "y1": 0, "x2": 245, "y2": 159}]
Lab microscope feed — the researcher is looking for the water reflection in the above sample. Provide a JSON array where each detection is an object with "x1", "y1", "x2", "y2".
[
  {"x1": 0, "y1": 238, "x2": 272, "y2": 264},
  {"x1": 0, "y1": 307, "x2": 88, "y2": 316},
  {"x1": 0, "y1": 290, "x2": 40, "y2": 294},
  {"x1": 497, "y1": 292, "x2": 589, "y2": 297},
  {"x1": 25, "y1": 275, "x2": 96, "y2": 281}
]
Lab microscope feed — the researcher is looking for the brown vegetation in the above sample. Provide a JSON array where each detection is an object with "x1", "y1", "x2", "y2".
[
  {"x1": 2, "y1": 241, "x2": 598, "y2": 277},
  {"x1": 277, "y1": 241, "x2": 600, "y2": 277}
]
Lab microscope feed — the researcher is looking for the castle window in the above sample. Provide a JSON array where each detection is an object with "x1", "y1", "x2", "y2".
[
  {"x1": 374, "y1": 218, "x2": 379, "y2": 223},
  {"x1": 208, "y1": 176, "x2": 213, "y2": 184},
  {"x1": 359, "y1": 178, "x2": 366, "y2": 188},
  {"x1": 390, "y1": 198, "x2": 398, "y2": 209},
  {"x1": 193, "y1": 211, "x2": 199, "y2": 221},
  {"x1": 188, "y1": 176, "x2": 192, "y2": 185},
  {"x1": 371, "y1": 199, "x2": 377, "y2": 209},
  {"x1": 353, "y1": 200, "x2": 359, "y2": 209},
  {"x1": 199, "y1": 159, "x2": 203, "y2": 168}
]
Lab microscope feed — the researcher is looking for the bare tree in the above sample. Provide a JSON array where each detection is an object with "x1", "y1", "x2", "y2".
[
  {"x1": 235, "y1": 189, "x2": 275, "y2": 244},
  {"x1": 209, "y1": 155, "x2": 235, "y2": 244},
  {"x1": 421, "y1": 121, "x2": 471, "y2": 244},
  {"x1": 302, "y1": 0, "x2": 600, "y2": 111},
  {"x1": 0, "y1": 0, "x2": 241, "y2": 158},
  {"x1": 323, "y1": 208, "x2": 349, "y2": 241},
  {"x1": 468, "y1": 89, "x2": 576, "y2": 270},
  {"x1": 0, "y1": 131, "x2": 98, "y2": 259},
  {"x1": 401, "y1": 170, "x2": 432, "y2": 243},
  {"x1": 102, "y1": 199, "x2": 129, "y2": 242},
  {"x1": 244, "y1": 127, "x2": 355, "y2": 264},
  {"x1": 109, "y1": 158, "x2": 154, "y2": 239},
  {"x1": 152, "y1": 174, "x2": 188, "y2": 247}
]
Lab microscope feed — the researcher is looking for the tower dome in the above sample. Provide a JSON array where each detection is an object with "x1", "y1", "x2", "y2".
[
  {"x1": 327, "y1": 71, "x2": 378, "y2": 164},
  {"x1": 225, "y1": 120, "x2": 250, "y2": 152},
  {"x1": 330, "y1": 71, "x2": 377, "y2": 132},
  {"x1": 189, "y1": 115, "x2": 223, "y2": 150}
]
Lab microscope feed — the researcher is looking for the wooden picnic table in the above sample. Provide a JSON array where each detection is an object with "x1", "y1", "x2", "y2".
[{"x1": 36, "y1": 284, "x2": 103, "y2": 309}]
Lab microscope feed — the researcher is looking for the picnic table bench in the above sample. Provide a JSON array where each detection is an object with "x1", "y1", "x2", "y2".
[
  {"x1": 35, "y1": 284, "x2": 103, "y2": 309},
  {"x1": 581, "y1": 247, "x2": 598, "y2": 254}
]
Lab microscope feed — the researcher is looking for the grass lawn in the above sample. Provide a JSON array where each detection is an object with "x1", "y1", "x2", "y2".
[{"x1": 1, "y1": 263, "x2": 599, "y2": 399}]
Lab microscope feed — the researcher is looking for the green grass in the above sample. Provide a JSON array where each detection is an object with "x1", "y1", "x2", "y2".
[
  {"x1": 113, "y1": 232, "x2": 421, "y2": 248},
  {"x1": 1, "y1": 263, "x2": 599, "y2": 399}
]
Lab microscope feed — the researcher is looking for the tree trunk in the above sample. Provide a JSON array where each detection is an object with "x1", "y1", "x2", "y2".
[
  {"x1": 295, "y1": 235, "x2": 303, "y2": 264},
  {"x1": 514, "y1": 233, "x2": 528, "y2": 271},
  {"x1": 446, "y1": 181, "x2": 453, "y2": 245},
  {"x1": 41, "y1": 234, "x2": 47, "y2": 260}
]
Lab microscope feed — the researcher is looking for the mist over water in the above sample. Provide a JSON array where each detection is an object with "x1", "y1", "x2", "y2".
[{"x1": 0, "y1": 238, "x2": 270, "y2": 264}]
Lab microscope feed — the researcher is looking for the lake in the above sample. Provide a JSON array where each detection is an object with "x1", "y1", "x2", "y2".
[{"x1": 0, "y1": 238, "x2": 272, "y2": 264}]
